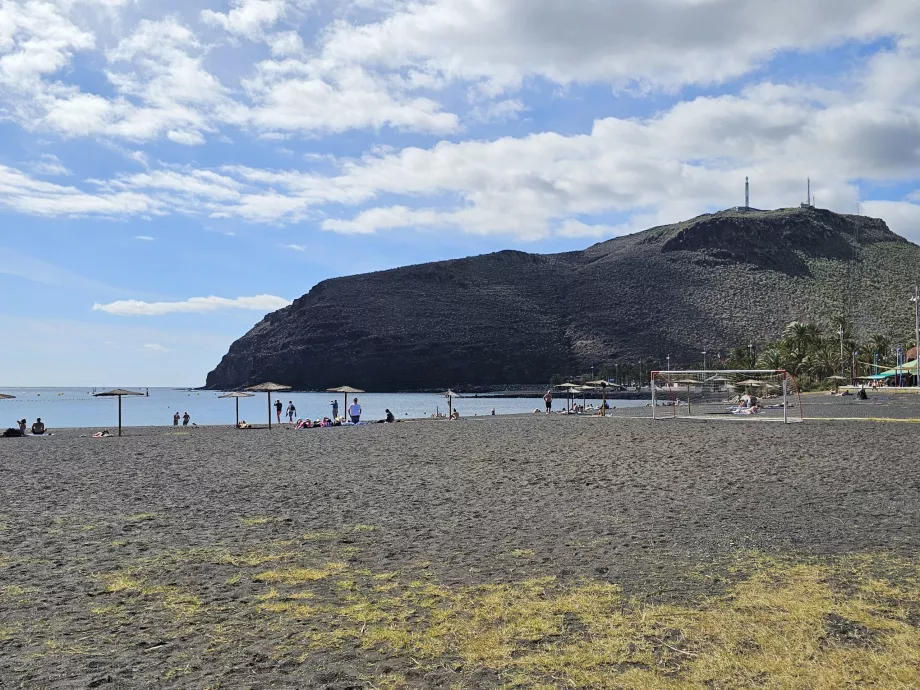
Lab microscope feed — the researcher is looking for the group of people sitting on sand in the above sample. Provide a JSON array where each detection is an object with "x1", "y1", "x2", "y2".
[
  {"x1": 3, "y1": 418, "x2": 46, "y2": 437},
  {"x1": 237, "y1": 407, "x2": 398, "y2": 429}
]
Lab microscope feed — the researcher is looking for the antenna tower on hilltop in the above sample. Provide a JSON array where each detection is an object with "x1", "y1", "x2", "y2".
[
  {"x1": 801, "y1": 177, "x2": 813, "y2": 209},
  {"x1": 745, "y1": 177, "x2": 750, "y2": 209}
]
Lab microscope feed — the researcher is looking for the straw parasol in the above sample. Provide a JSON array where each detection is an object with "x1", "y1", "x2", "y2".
[
  {"x1": 327, "y1": 386, "x2": 365, "y2": 419},
  {"x1": 555, "y1": 383, "x2": 580, "y2": 411},
  {"x1": 673, "y1": 379, "x2": 699, "y2": 414},
  {"x1": 587, "y1": 380, "x2": 609, "y2": 416},
  {"x1": 93, "y1": 389, "x2": 144, "y2": 436},
  {"x1": 246, "y1": 382, "x2": 292, "y2": 430},
  {"x1": 575, "y1": 385, "x2": 596, "y2": 410},
  {"x1": 443, "y1": 390, "x2": 463, "y2": 417},
  {"x1": 219, "y1": 391, "x2": 255, "y2": 428},
  {"x1": 736, "y1": 379, "x2": 765, "y2": 387}
]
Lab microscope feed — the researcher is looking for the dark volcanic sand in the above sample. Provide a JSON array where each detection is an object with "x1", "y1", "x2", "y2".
[{"x1": 2, "y1": 411, "x2": 920, "y2": 688}]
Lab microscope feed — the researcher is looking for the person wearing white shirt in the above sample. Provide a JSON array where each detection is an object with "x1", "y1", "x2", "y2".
[{"x1": 349, "y1": 398, "x2": 362, "y2": 423}]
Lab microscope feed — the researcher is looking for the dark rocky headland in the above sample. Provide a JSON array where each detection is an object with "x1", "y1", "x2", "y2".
[{"x1": 206, "y1": 207, "x2": 920, "y2": 391}]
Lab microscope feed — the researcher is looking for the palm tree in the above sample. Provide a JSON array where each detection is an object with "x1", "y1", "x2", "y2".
[
  {"x1": 782, "y1": 322, "x2": 814, "y2": 354},
  {"x1": 757, "y1": 347, "x2": 782, "y2": 371},
  {"x1": 866, "y1": 334, "x2": 890, "y2": 370},
  {"x1": 805, "y1": 340, "x2": 839, "y2": 381}
]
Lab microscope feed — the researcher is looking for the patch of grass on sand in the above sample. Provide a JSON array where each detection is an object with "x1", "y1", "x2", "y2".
[
  {"x1": 353, "y1": 524, "x2": 379, "y2": 532},
  {"x1": 99, "y1": 571, "x2": 202, "y2": 617},
  {"x1": 254, "y1": 562, "x2": 347, "y2": 584},
  {"x1": 247, "y1": 553, "x2": 920, "y2": 689},
  {"x1": 0, "y1": 623, "x2": 20, "y2": 641},
  {"x1": 241, "y1": 516, "x2": 275, "y2": 526},
  {"x1": 507, "y1": 548, "x2": 536, "y2": 558},
  {"x1": 1, "y1": 584, "x2": 39, "y2": 601},
  {"x1": 124, "y1": 512, "x2": 157, "y2": 522}
]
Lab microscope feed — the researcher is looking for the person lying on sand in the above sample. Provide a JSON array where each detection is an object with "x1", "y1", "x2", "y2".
[
  {"x1": 92, "y1": 430, "x2": 114, "y2": 438},
  {"x1": 236, "y1": 421, "x2": 252, "y2": 429}
]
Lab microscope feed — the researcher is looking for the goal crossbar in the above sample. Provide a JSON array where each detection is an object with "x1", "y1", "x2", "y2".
[{"x1": 650, "y1": 369, "x2": 803, "y2": 424}]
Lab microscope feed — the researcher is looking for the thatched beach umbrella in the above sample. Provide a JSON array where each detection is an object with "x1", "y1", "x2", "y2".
[
  {"x1": 327, "y1": 386, "x2": 365, "y2": 418},
  {"x1": 556, "y1": 383, "x2": 580, "y2": 411},
  {"x1": 587, "y1": 380, "x2": 609, "y2": 415},
  {"x1": 736, "y1": 379, "x2": 765, "y2": 387},
  {"x1": 574, "y1": 385, "x2": 596, "y2": 410},
  {"x1": 443, "y1": 390, "x2": 462, "y2": 417},
  {"x1": 674, "y1": 379, "x2": 699, "y2": 414},
  {"x1": 246, "y1": 382, "x2": 292, "y2": 430},
  {"x1": 219, "y1": 391, "x2": 255, "y2": 428},
  {"x1": 93, "y1": 389, "x2": 144, "y2": 437}
]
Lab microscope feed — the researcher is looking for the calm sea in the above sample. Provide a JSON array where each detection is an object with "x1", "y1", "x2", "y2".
[{"x1": 0, "y1": 387, "x2": 649, "y2": 429}]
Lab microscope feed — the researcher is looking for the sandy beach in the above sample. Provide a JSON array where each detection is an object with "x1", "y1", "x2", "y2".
[{"x1": 3, "y1": 411, "x2": 920, "y2": 688}]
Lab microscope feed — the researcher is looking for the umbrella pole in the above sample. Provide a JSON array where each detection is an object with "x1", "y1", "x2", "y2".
[
  {"x1": 236, "y1": 398, "x2": 240, "y2": 428},
  {"x1": 118, "y1": 395, "x2": 123, "y2": 437},
  {"x1": 602, "y1": 385, "x2": 606, "y2": 417},
  {"x1": 449, "y1": 396, "x2": 453, "y2": 417},
  {"x1": 267, "y1": 392, "x2": 272, "y2": 430},
  {"x1": 687, "y1": 384, "x2": 691, "y2": 416}
]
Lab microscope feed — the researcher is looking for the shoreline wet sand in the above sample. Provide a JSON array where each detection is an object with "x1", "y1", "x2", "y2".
[{"x1": 3, "y1": 411, "x2": 920, "y2": 688}]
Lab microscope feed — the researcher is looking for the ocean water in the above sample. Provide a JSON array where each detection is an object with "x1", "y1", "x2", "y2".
[{"x1": 0, "y1": 387, "x2": 650, "y2": 429}]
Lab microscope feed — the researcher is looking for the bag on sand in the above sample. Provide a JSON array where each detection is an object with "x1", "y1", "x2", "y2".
[{"x1": 3, "y1": 428, "x2": 23, "y2": 437}]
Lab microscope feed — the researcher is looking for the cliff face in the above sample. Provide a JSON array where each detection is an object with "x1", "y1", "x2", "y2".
[{"x1": 206, "y1": 207, "x2": 920, "y2": 390}]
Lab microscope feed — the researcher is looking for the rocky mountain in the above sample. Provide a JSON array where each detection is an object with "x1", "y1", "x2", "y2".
[{"x1": 206, "y1": 207, "x2": 920, "y2": 390}]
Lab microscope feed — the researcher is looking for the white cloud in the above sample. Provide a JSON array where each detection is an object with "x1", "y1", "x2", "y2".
[
  {"x1": 29, "y1": 154, "x2": 70, "y2": 177},
  {"x1": 202, "y1": 0, "x2": 289, "y2": 40},
  {"x1": 142, "y1": 343, "x2": 173, "y2": 352},
  {"x1": 135, "y1": 235, "x2": 155, "y2": 241},
  {"x1": 321, "y1": 0, "x2": 920, "y2": 92},
  {"x1": 93, "y1": 294, "x2": 293, "y2": 316},
  {"x1": 282, "y1": 243, "x2": 307, "y2": 251},
  {"x1": 0, "y1": 163, "x2": 158, "y2": 217}
]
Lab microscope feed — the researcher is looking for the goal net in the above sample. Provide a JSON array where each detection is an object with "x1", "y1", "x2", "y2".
[{"x1": 650, "y1": 370, "x2": 803, "y2": 423}]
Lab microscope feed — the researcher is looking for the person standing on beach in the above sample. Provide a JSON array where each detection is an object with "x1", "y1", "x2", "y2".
[
  {"x1": 349, "y1": 398, "x2": 362, "y2": 424},
  {"x1": 286, "y1": 400, "x2": 296, "y2": 423},
  {"x1": 274, "y1": 399, "x2": 283, "y2": 423},
  {"x1": 173, "y1": 412, "x2": 180, "y2": 426},
  {"x1": 182, "y1": 411, "x2": 190, "y2": 426},
  {"x1": 331, "y1": 399, "x2": 339, "y2": 419},
  {"x1": 543, "y1": 390, "x2": 553, "y2": 414}
]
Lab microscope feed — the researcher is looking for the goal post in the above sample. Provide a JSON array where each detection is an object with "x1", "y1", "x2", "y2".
[{"x1": 650, "y1": 370, "x2": 803, "y2": 423}]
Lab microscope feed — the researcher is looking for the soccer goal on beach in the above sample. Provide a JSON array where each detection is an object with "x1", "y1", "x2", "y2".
[{"x1": 650, "y1": 370, "x2": 804, "y2": 423}]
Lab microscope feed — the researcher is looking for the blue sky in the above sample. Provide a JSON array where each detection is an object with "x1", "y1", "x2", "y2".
[{"x1": 1, "y1": 0, "x2": 919, "y2": 386}]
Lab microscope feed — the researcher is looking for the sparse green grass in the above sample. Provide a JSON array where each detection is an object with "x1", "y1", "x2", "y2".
[
  {"x1": 254, "y1": 562, "x2": 347, "y2": 584},
  {"x1": 124, "y1": 512, "x2": 157, "y2": 522},
  {"x1": 79, "y1": 546, "x2": 920, "y2": 688},
  {"x1": 507, "y1": 548, "x2": 535, "y2": 558},
  {"x1": 353, "y1": 524, "x2": 379, "y2": 532}
]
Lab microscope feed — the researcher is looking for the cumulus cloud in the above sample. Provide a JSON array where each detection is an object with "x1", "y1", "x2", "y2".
[
  {"x1": 0, "y1": 0, "x2": 918, "y2": 245},
  {"x1": 93, "y1": 295, "x2": 293, "y2": 316},
  {"x1": 202, "y1": 0, "x2": 289, "y2": 39},
  {"x1": 320, "y1": 0, "x2": 920, "y2": 92}
]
